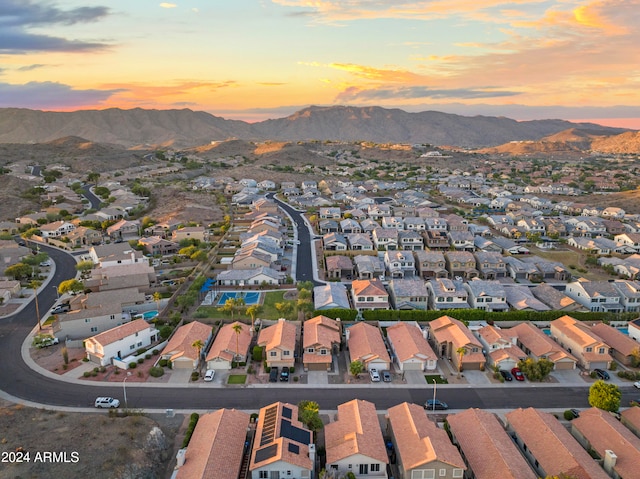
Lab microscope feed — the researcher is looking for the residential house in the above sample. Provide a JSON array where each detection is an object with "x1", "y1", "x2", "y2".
[
  {"x1": 397, "y1": 230, "x2": 424, "y2": 251},
  {"x1": 381, "y1": 216, "x2": 404, "y2": 230},
  {"x1": 160, "y1": 321, "x2": 212, "y2": 369},
  {"x1": 39, "y1": 220, "x2": 76, "y2": 239},
  {"x1": 447, "y1": 230, "x2": 475, "y2": 251},
  {"x1": 403, "y1": 217, "x2": 425, "y2": 231},
  {"x1": 476, "y1": 324, "x2": 526, "y2": 370},
  {"x1": 414, "y1": 250, "x2": 447, "y2": 279},
  {"x1": 429, "y1": 316, "x2": 485, "y2": 370},
  {"x1": 89, "y1": 243, "x2": 145, "y2": 267},
  {"x1": 473, "y1": 236, "x2": 502, "y2": 253},
  {"x1": 630, "y1": 317, "x2": 640, "y2": 343},
  {"x1": 447, "y1": 409, "x2": 537, "y2": 479},
  {"x1": 426, "y1": 278, "x2": 469, "y2": 311},
  {"x1": 249, "y1": 402, "x2": 314, "y2": 479},
  {"x1": 216, "y1": 267, "x2": 284, "y2": 286},
  {"x1": 621, "y1": 407, "x2": 640, "y2": 439},
  {"x1": 302, "y1": 315, "x2": 341, "y2": 371},
  {"x1": 491, "y1": 236, "x2": 530, "y2": 255},
  {"x1": 138, "y1": 236, "x2": 179, "y2": 256},
  {"x1": 175, "y1": 409, "x2": 251, "y2": 479},
  {"x1": 505, "y1": 286, "x2": 551, "y2": 311},
  {"x1": 530, "y1": 284, "x2": 585, "y2": 311},
  {"x1": 614, "y1": 232, "x2": 640, "y2": 253},
  {"x1": 172, "y1": 226, "x2": 208, "y2": 243},
  {"x1": 424, "y1": 217, "x2": 448, "y2": 232},
  {"x1": 603, "y1": 220, "x2": 627, "y2": 236},
  {"x1": 319, "y1": 207, "x2": 341, "y2": 219},
  {"x1": 590, "y1": 322, "x2": 638, "y2": 366},
  {"x1": 84, "y1": 319, "x2": 159, "y2": 367},
  {"x1": 565, "y1": 280, "x2": 624, "y2": 312},
  {"x1": 384, "y1": 250, "x2": 416, "y2": 278},
  {"x1": 422, "y1": 230, "x2": 450, "y2": 250},
  {"x1": 387, "y1": 402, "x2": 466, "y2": 479},
  {"x1": 611, "y1": 279, "x2": 640, "y2": 312},
  {"x1": 347, "y1": 233, "x2": 374, "y2": 251},
  {"x1": 65, "y1": 226, "x2": 102, "y2": 247},
  {"x1": 388, "y1": 278, "x2": 429, "y2": 310},
  {"x1": 84, "y1": 262, "x2": 156, "y2": 293},
  {"x1": 325, "y1": 399, "x2": 388, "y2": 479},
  {"x1": 387, "y1": 322, "x2": 437, "y2": 371},
  {"x1": 353, "y1": 255, "x2": 385, "y2": 280},
  {"x1": 464, "y1": 280, "x2": 508, "y2": 312},
  {"x1": 503, "y1": 257, "x2": 541, "y2": 282},
  {"x1": 106, "y1": 219, "x2": 140, "y2": 241},
  {"x1": 340, "y1": 218, "x2": 362, "y2": 234},
  {"x1": 257, "y1": 318, "x2": 297, "y2": 369},
  {"x1": 372, "y1": 228, "x2": 398, "y2": 250},
  {"x1": 319, "y1": 219, "x2": 340, "y2": 234},
  {"x1": 205, "y1": 321, "x2": 252, "y2": 370},
  {"x1": 368, "y1": 204, "x2": 392, "y2": 220},
  {"x1": 231, "y1": 250, "x2": 273, "y2": 270},
  {"x1": 323, "y1": 232, "x2": 348, "y2": 251},
  {"x1": 325, "y1": 255, "x2": 354, "y2": 279},
  {"x1": 506, "y1": 408, "x2": 609, "y2": 479},
  {"x1": 347, "y1": 321, "x2": 391, "y2": 371},
  {"x1": 509, "y1": 322, "x2": 577, "y2": 369},
  {"x1": 474, "y1": 251, "x2": 507, "y2": 279},
  {"x1": 313, "y1": 282, "x2": 351, "y2": 310},
  {"x1": 568, "y1": 236, "x2": 618, "y2": 255},
  {"x1": 519, "y1": 256, "x2": 570, "y2": 281},
  {"x1": 444, "y1": 251, "x2": 478, "y2": 279},
  {"x1": 351, "y1": 279, "x2": 389, "y2": 311}
]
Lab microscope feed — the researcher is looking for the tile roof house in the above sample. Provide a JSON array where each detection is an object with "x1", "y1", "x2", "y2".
[
  {"x1": 509, "y1": 322, "x2": 577, "y2": 370},
  {"x1": 387, "y1": 402, "x2": 466, "y2": 479},
  {"x1": 447, "y1": 409, "x2": 536, "y2": 479},
  {"x1": 383, "y1": 250, "x2": 416, "y2": 278},
  {"x1": 325, "y1": 255, "x2": 354, "y2": 280},
  {"x1": 505, "y1": 407, "x2": 609, "y2": 479},
  {"x1": 249, "y1": 402, "x2": 314, "y2": 479},
  {"x1": 444, "y1": 251, "x2": 478, "y2": 280},
  {"x1": 473, "y1": 251, "x2": 507, "y2": 279},
  {"x1": 414, "y1": 250, "x2": 447, "y2": 279},
  {"x1": 351, "y1": 279, "x2": 389, "y2": 311},
  {"x1": 386, "y1": 322, "x2": 437, "y2": 371},
  {"x1": 530, "y1": 284, "x2": 585, "y2": 312},
  {"x1": 175, "y1": 408, "x2": 250, "y2": 479},
  {"x1": 353, "y1": 255, "x2": 385, "y2": 280},
  {"x1": 388, "y1": 278, "x2": 429, "y2": 310},
  {"x1": 549, "y1": 315, "x2": 613, "y2": 370},
  {"x1": 160, "y1": 321, "x2": 212, "y2": 369},
  {"x1": 205, "y1": 321, "x2": 253, "y2": 370},
  {"x1": 621, "y1": 406, "x2": 640, "y2": 439},
  {"x1": 429, "y1": 316, "x2": 485, "y2": 371},
  {"x1": 325, "y1": 399, "x2": 388, "y2": 478},
  {"x1": 347, "y1": 322, "x2": 391, "y2": 371},
  {"x1": 590, "y1": 322, "x2": 638, "y2": 366},
  {"x1": 571, "y1": 407, "x2": 640, "y2": 479},
  {"x1": 85, "y1": 318, "x2": 159, "y2": 367},
  {"x1": 504, "y1": 286, "x2": 551, "y2": 312},
  {"x1": 302, "y1": 315, "x2": 341, "y2": 372},
  {"x1": 475, "y1": 324, "x2": 527, "y2": 371},
  {"x1": 257, "y1": 318, "x2": 297, "y2": 369},
  {"x1": 565, "y1": 280, "x2": 624, "y2": 313}
]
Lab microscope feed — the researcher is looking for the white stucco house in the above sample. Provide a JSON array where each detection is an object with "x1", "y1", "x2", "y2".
[{"x1": 85, "y1": 319, "x2": 159, "y2": 366}]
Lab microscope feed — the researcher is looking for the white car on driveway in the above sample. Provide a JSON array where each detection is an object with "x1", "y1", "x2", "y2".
[
  {"x1": 369, "y1": 368, "x2": 381, "y2": 382},
  {"x1": 204, "y1": 370, "x2": 215, "y2": 382}
]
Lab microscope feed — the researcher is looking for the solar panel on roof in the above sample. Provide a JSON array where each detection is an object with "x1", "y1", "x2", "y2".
[
  {"x1": 254, "y1": 444, "x2": 278, "y2": 464},
  {"x1": 280, "y1": 419, "x2": 311, "y2": 445},
  {"x1": 282, "y1": 407, "x2": 292, "y2": 419},
  {"x1": 288, "y1": 443, "x2": 300, "y2": 454}
]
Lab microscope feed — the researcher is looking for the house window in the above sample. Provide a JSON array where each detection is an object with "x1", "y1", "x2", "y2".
[
  {"x1": 370, "y1": 464, "x2": 380, "y2": 472},
  {"x1": 440, "y1": 469, "x2": 447, "y2": 477},
  {"x1": 259, "y1": 472, "x2": 268, "y2": 479},
  {"x1": 598, "y1": 347, "x2": 605, "y2": 354},
  {"x1": 446, "y1": 297, "x2": 453, "y2": 302},
  {"x1": 486, "y1": 298, "x2": 493, "y2": 302},
  {"x1": 452, "y1": 469, "x2": 464, "y2": 478},
  {"x1": 90, "y1": 327, "x2": 98, "y2": 333},
  {"x1": 130, "y1": 345, "x2": 135, "y2": 350},
  {"x1": 586, "y1": 347, "x2": 593, "y2": 353},
  {"x1": 358, "y1": 297, "x2": 365, "y2": 302},
  {"x1": 320, "y1": 349, "x2": 327, "y2": 355},
  {"x1": 270, "y1": 351, "x2": 277, "y2": 357},
  {"x1": 110, "y1": 315, "x2": 115, "y2": 320},
  {"x1": 137, "y1": 342, "x2": 142, "y2": 347},
  {"x1": 307, "y1": 348, "x2": 315, "y2": 353},
  {"x1": 283, "y1": 351, "x2": 290, "y2": 356},
  {"x1": 366, "y1": 297, "x2": 374, "y2": 302}
]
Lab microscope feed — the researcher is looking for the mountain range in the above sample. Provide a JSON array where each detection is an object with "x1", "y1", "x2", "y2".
[{"x1": 0, "y1": 105, "x2": 633, "y2": 149}]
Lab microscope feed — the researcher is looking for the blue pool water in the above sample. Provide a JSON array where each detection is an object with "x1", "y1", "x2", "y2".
[
  {"x1": 142, "y1": 310, "x2": 158, "y2": 320},
  {"x1": 217, "y1": 291, "x2": 261, "y2": 306},
  {"x1": 542, "y1": 328, "x2": 551, "y2": 336}
]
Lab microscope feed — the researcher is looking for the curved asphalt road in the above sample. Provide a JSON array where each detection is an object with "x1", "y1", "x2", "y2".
[{"x1": 2, "y1": 238, "x2": 638, "y2": 411}]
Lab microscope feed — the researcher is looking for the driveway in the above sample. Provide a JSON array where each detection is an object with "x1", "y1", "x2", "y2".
[{"x1": 168, "y1": 368, "x2": 193, "y2": 384}]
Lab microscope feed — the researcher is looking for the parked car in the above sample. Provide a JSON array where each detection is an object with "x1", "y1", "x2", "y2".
[
  {"x1": 594, "y1": 368, "x2": 610, "y2": 380},
  {"x1": 269, "y1": 367, "x2": 278, "y2": 383},
  {"x1": 37, "y1": 336, "x2": 59, "y2": 348},
  {"x1": 569, "y1": 408, "x2": 581, "y2": 419},
  {"x1": 511, "y1": 367, "x2": 525, "y2": 381},
  {"x1": 280, "y1": 369, "x2": 290, "y2": 382},
  {"x1": 369, "y1": 368, "x2": 381, "y2": 382},
  {"x1": 204, "y1": 370, "x2": 215, "y2": 382},
  {"x1": 634, "y1": 381, "x2": 640, "y2": 389},
  {"x1": 51, "y1": 303, "x2": 70, "y2": 314},
  {"x1": 424, "y1": 399, "x2": 448, "y2": 410},
  {"x1": 500, "y1": 370, "x2": 513, "y2": 381},
  {"x1": 94, "y1": 397, "x2": 120, "y2": 408},
  {"x1": 39, "y1": 261, "x2": 51, "y2": 267},
  {"x1": 382, "y1": 371, "x2": 392, "y2": 382}
]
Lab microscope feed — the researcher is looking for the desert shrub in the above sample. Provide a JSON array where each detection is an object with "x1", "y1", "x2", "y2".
[
  {"x1": 93, "y1": 367, "x2": 99, "y2": 373},
  {"x1": 190, "y1": 371, "x2": 200, "y2": 381},
  {"x1": 137, "y1": 357, "x2": 144, "y2": 364},
  {"x1": 99, "y1": 366, "x2": 106, "y2": 373},
  {"x1": 149, "y1": 366, "x2": 164, "y2": 378},
  {"x1": 145, "y1": 354, "x2": 152, "y2": 360},
  {"x1": 83, "y1": 371, "x2": 91, "y2": 378},
  {"x1": 159, "y1": 359, "x2": 168, "y2": 367},
  {"x1": 128, "y1": 362, "x2": 137, "y2": 369},
  {"x1": 564, "y1": 410, "x2": 575, "y2": 421},
  {"x1": 153, "y1": 349, "x2": 159, "y2": 355}
]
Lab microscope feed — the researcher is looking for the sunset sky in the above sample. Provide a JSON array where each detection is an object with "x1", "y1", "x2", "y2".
[{"x1": 1, "y1": 0, "x2": 639, "y2": 126}]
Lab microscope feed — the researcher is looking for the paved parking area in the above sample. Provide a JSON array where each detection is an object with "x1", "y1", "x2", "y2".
[{"x1": 168, "y1": 368, "x2": 192, "y2": 384}]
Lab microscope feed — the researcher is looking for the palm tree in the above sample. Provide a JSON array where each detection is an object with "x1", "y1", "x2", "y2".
[
  {"x1": 232, "y1": 322, "x2": 243, "y2": 362},
  {"x1": 192, "y1": 339, "x2": 204, "y2": 368},
  {"x1": 153, "y1": 292, "x2": 162, "y2": 312},
  {"x1": 246, "y1": 305, "x2": 262, "y2": 331},
  {"x1": 456, "y1": 346, "x2": 467, "y2": 378}
]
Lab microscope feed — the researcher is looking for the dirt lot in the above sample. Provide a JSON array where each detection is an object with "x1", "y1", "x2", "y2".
[{"x1": 0, "y1": 400, "x2": 185, "y2": 479}]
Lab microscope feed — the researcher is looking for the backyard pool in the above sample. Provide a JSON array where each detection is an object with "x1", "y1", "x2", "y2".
[
  {"x1": 217, "y1": 291, "x2": 261, "y2": 306},
  {"x1": 134, "y1": 310, "x2": 159, "y2": 321}
]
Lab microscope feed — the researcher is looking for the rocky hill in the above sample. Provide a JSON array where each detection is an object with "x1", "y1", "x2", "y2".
[{"x1": 0, "y1": 106, "x2": 630, "y2": 149}]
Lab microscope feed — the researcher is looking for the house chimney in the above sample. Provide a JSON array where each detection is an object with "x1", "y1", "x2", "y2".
[
  {"x1": 345, "y1": 328, "x2": 350, "y2": 341},
  {"x1": 604, "y1": 450, "x2": 617, "y2": 474},
  {"x1": 176, "y1": 448, "x2": 186, "y2": 468}
]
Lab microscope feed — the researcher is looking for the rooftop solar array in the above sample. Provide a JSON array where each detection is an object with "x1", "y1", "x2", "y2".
[{"x1": 254, "y1": 444, "x2": 278, "y2": 464}]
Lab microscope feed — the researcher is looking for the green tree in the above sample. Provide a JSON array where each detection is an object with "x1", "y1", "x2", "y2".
[
  {"x1": 58, "y1": 279, "x2": 84, "y2": 295},
  {"x1": 349, "y1": 360, "x2": 363, "y2": 379},
  {"x1": 589, "y1": 380, "x2": 621, "y2": 412},
  {"x1": 232, "y1": 322, "x2": 243, "y2": 360},
  {"x1": 297, "y1": 281, "x2": 314, "y2": 292},
  {"x1": 246, "y1": 305, "x2": 262, "y2": 331},
  {"x1": 192, "y1": 339, "x2": 204, "y2": 367},
  {"x1": 456, "y1": 346, "x2": 467, "y2": 377},
  {"x1": 298, "y1": 400, "x2": 323, "y2": 434},
  {"x1": 4, "y1": 263, "x2": 33, "y2": 281},
  {"x1": 86, "y1": 172, "x2": 100, "y2": 184},
  {"x1": 297, "y1": 299, "x2": 314, "y2": 320},
  {"x1": 517, "y1": 358, "x2": 554, "y2": 382},
  {"x1": 275, "y1": 301, "x2": 294, "y2": 319},
  {"x1": 297, "y1": 288, "x2": 312, "y2": 301},
  {"x1": 153, "y1": 292, "x2": 162, "y2": 311}
]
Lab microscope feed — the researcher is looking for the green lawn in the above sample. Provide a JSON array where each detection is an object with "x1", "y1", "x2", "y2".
[
  {"x1": 262, "y1": 291, "x2": 287, "y2": 319},
  {"x1": 424, "y1": 374, "x2": 448, "y2": 384},
  {"x1": 227, "y1": 374, "x2": 247, "y2": 384}
]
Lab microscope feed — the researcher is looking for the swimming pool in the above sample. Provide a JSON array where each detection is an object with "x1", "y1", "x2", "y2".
[
  {"x1": 142, "y1": 310, "x2": 158, "y2": 320},
  {"x1": 217, "y1": 291, "x2": 261, "y2": 306}
]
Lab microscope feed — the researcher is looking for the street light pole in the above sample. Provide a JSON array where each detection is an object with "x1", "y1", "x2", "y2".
[
  {"x1": 432, "y1": 379, "x2": 437, "y2": 412},
  {"x1": 123, "y1": 372, "x2": 132, "y2": 409}
]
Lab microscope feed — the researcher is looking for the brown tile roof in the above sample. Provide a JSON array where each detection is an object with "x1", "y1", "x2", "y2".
[
  {"x1": 347, "y1": 322, "x2": 390, "y2": 366},
  {"x1": 176, "y1": 409, "x2": 250, "y2": 479},
  {"x1": 591, "y1": 323, "x2": 638, "y2": 356},
  {"x1": 572, "y1": 407, "x2": 640, "y2": 479},
  {"x1": 447, "y1": 409, "x2": 536, "y2": 479},
  {"x1": 388, "y1": 402, "x2": 465, "y2": 471},
  {"x1": 509, "y1": 322, "x2": 577, "y2": 364},
  {"x1": 477, "y1": 324, "x2": 515, "y2": 345},
  {"x1": 489, "y1": 345, "x2": 527, "y2": 364},
  {"x1": 430, "y1": 316, "x2": 485, "y2": 363},
  {"x1": 250, "y1": 402, "x2": 313, "y2": 471},
  {"x1": 325, "y1": 399, "x2": 388, "y2": 465},
  {"x1": 87, "y1": 318, "x2": 151, "y2": 347},
  {"x1": 206, "y1": 321, "x2": 252, "y2": 362},
  {"x1": 621, "y1": 406, "x2": 640, "y2": 434},
  {"x1": 351, "y1": 278, "x2": 388, "y2": 297},
  {"x1": 551, "y1": 315, "x2": 604, "y2": 349},
  {"x1": 386, "y1": 322, "x2": 436, "y2": 363},
  {"x1": 303, "y1": 315, "x2": 341, "y2": 349},
  {"x1": 506, "y1": 408, "x2": 609, "y2": 479},
  {"x1": 257, "y1": 318, "x2": 297, "y2": 353},
  {"x1": 162, "y1": 321, "x2": 212, "y2": 361}
]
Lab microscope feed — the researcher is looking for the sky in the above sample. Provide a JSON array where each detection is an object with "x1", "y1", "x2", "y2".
[{"x1": 1, "y1": 0, "x2": 640, "y2": 127}]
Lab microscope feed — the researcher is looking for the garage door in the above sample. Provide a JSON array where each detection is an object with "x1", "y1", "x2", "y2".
[
  {"x1": 172, "y1": 359, "x2": 194, "y2": 369},
  {"x1": 402, "y1": 362, "x2": 424, "y2": 371},
  {"x1": 306, "y1": 362, "x2": 329, "y2": 371},
  {"x1": 554, "y1": 360, "x2": 576, "y2": 370}
]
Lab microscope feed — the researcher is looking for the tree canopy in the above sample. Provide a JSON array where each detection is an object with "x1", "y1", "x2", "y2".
[{"x1": 588, "y1": 380, "x2": 621, "y2": 412}]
